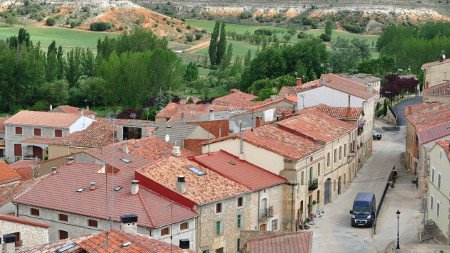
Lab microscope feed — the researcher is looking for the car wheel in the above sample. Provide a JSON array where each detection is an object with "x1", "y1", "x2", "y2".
[{"x1": 378, "y1": 137, "x2": 381, "y2": 140}]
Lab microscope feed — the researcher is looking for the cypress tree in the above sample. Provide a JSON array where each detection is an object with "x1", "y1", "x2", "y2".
[
  {"x1": 216, "y1": 22, "x2": 227, "y2": 65},
  {"x1": 208, "y1": 21, "x2": 220, "y2": 66}
]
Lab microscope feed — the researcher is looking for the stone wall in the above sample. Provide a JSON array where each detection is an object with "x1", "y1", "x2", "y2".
[{"x1": 0, "y1": 218, "x2": 49, "y2": 248}]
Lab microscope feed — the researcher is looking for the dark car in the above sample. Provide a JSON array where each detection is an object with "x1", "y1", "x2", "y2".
[
  {"x1": 373, "y1": 131, "x2": 382, "y2": 140},
  {"x1": 350, "y1": 192, "x2": 376, "y2": 227}
]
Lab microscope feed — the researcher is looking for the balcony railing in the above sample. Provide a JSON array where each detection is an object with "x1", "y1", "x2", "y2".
[
  {"x1": 259, "y1": 206, "x2": 274, "y2": 221},
  {"x1": 308, "y1": 179, "x2": 318, "y2": 191}
]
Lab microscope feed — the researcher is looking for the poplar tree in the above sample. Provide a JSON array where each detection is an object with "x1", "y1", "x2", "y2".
[
  {"x1": 216, "y1": 22, "x2": 227, "y2": 65},
  {"x1": 208, "y1": 21, "x2": 220, "y2": 66}
]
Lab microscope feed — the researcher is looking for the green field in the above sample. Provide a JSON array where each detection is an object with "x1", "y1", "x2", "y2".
[{"x1": 0, "y1": 24, "x2": 120, "y2": 52}]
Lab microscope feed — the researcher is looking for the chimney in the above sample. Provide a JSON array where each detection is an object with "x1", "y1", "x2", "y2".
[
  {"x1": 219, "y1": 124, "x2": 222, "y2": 139},
  {"x1": 172, "y1": 146, "x2": 181, "y2": 157},
  {"x1": 181, "y1": 112, "x2": 185, "y2": 123},
  {"x1": 296, "y1": 77, "x2": 302, "y2": 87},
  {"x1": 131, "y1": 180, "x2": 139, "y2": 195},
  {"x1": 176, "y1": 175, "x2": 187, "y2": 194},
  {"x1": 239, "y1": 122, "x2": 244, "y2": 160},
  {"x1": 123, "y1": 145, "x2": 129, "y2": 154},
  {"x1": 67, "y1": 157, "x2": 74, "y2": 165},
  {"x1": 120, "y1": 214, "x2": 138, "y2": 234},
  {"x1": 51, "y1": 166, "x2": 57, "y2": 175},
  {"x1": 89, "y1": 181, "x2": 96, "y2": 190},
  {"x1": 348, "y1": 94, "x2": 351, "y2": 108},
  {"x1": 3, "y1": 234, "x2": 16, "y2": 253}
]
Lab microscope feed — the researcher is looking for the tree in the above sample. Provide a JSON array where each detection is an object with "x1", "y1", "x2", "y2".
[
  {"x1": 46, "y1": 17, "x2": 56, "y2": 26},
  {"x1": 81, "y1": 48, "x2": 95, "y2": 77},
  {"x1": 5, "y1": 14, "x2": 18, "y2": 27},
  {"x1": 45, "y1": 41, "x2": 58, "y2": 82},
  {"x1": 216, "y1": 22, "x2": 227, "y2": 65},
  {"x1": 219, "y1": 44, "x2": 233, "y2": 70},
  {"x1": 330, "y1": 38, "x2": 368, "y2": 73},
  {"x1": 208, "y1": 21, "x2": 220, "y2": 66},
  {"x1": 184, "y1": 61, "x2": 199, "y2": 82},
  {"x1": 244, "y1": 49, "x2": 252, "y2": 66},
  {"x1": 325, "y1": 19, "x2": 333, "y2": 37},
  {"x1": 56, "y1": 45, "x2": 65, "y2": 80},
  {"x1": 18, "y1": 28, "x2": 32, "y2": 49},
  {"x1": 79, "y1": 77, "x2": 107, "y2": 106},
  {"x1": 66, "y1": 47, "x2": 82, "y2": 87}
]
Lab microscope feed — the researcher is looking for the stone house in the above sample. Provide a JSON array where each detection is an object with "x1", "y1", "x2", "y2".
[
  {"x1": 427, "y1": 140, "x2": 450, "y2": 242},
  {"x1": 13, "y1": 161, "x2": 198, "y2": 250},
  {"x1": 136, "y1": 155, "x2": 286, "y2": 253},
  {"x1": 423, "y1": 80, "x2": 450, "y2": 104},
  {"x1": 0, "y1": 117, "x2": 6, "y2": 158},
  {"x1": 343, "y1": 73, "x2": 382, "y2": 98},
  {"x1": 421, "y1": 58, "x2": 450, "y2": 89},
  {"x1": 295, "y1": 73, "x2": 376, "y2": 164},
  {"x1": 3, "y1": 110, "x2": 94, "y2": 163},
  {"x1": 0, "y1": 214, "x2": 49, "y2": 249}
]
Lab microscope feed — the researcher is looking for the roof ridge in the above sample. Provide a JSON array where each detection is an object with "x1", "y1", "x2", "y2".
[{"x1": 137, "y1": 191, "x2": 156, "y2": 228}]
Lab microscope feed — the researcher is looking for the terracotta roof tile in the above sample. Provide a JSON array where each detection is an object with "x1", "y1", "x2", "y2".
[
  {"x1": 417, "y1": 121, "x2": 450, "y2": 144},
  {"x1": 421, "y1": 58, "x2": 450, "y2": 69},
  {"x1": 312, "y1": 104, "x2": 362, "y2": 121},
  {"x1": 0, "y1": 160, "x2": 21, "y2": 185},
  {"x1": 321, "y1": 74, "x2": 376, "y2": 100},
  {"x1": 156, "y1": 102, "x2": 181, "y2": 119},
  {"x1": 0, "y1": 117, "x2": 7, "y2": 132},
  {"x1": 424, "y1": 81, "x2": 450, "y2": 96},
  {"x1": 193, "y1": 150, "x2": 286, "y2": 190},
  {"x1": 86, "y1": 143, "x2": 151, "y2": 171},
  {"x1": 277, "y1": 108, "x2": 356, "y2": 143},
  {"x1": 213, "y1": 89, "x2": 257, "y2": 102},
  {"x1": 14, "y1": 162, "x2": 197, "y2": 228},
  {"x1": 0, "y1": 178, "x2": 41, "y2": 206},
  {"x1": 51, "y1": 119, "x2": 116, "y2": 148},
  {"x1": 405, "y1": 103, "x2": 450, "y2": 132},
  {"x1": 436, "y1": 140, "x2": 450, "y2": 160},
  {"x1": 22, "y1": 137, "x2": 56, "y2": 145},
  {"x1": 180, "y1": 96, "x2": 201, "y2": 105},
  {"x1": 4, "y1": 110, "x2": 82, "y2": 128},
  {"x1": 243, "y1": 124, "x2": 323, "y2": 160},
  {"x1": 279, "y1": 80, "x2": 320, "y2": 97},
  {"x1": 244, "y1": 231, "x2": 313, "y2": 253},
  {"x1": 51, "y1": 105, "x2": 96, "y2": 116},
  {"x1": 0, "y1": 214, "x2": 49, "y2": 228},
  {"x1": 138, "y1": 156, "x2": 249, "y2": 205}
]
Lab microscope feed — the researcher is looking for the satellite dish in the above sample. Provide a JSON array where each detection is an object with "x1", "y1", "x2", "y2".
[{"x1": 165, "y1": 134, "x2": 170, "y2": 142}]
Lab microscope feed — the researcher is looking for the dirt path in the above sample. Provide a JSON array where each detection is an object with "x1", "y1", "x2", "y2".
[{"x1": 184, "y1": 39, "x2": 210, "y2": 53}]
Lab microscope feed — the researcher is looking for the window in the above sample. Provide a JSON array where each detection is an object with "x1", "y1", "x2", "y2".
[
  {"x1": 318, "y1": 163, "x2": 320, "y2": 176},
  {"x1": 12, "y1": 232, "x2": 21, "y2": 247},
  {"x1": 334, "y1": 149, "x2": 337, "y2": 162},
  {"x1": 15, "y1": 127, "x2": 22, "y2": 135},
  {"x1": 327, "y1": 152, "x2": 330, "y2": 166},
  {"x1": 271, "y1": 219, "x2": 278, "y2": 231},
  {"x1": 215, "y1": 221, "x2": 223, "y2": 235},
  {"x1": 237, "y1": 239, "x2": 240, "y2": 252},
  {"x1": 438, "y1": 173, "x2": 441, "y2": 189},
  {"x1": 88, "y1": 219, "x2": 98, "y2": 228},
  {"x1": 431, "y1": 168, "x2": 435, "y2": 183},
  {"x1": 237, "y1": 197, "x2": 244, "y2": 208},
  {"x1": 34, "y1": 128, "x2": 41, "y2": 136},
  {"x1": 59, "y1": 214, "x2": 68, "y2": 222},
  {"x1": 437, "y1": 202, "x2": 440, "y2": 217},
  {"x1": 317, "y1": 190, "x2": 320, "y2": 203},
  {"x1": 55, "y1": 129, "x2": 63, "y2": 137},
  {"x1": 339, "y1": 146, "x2": 342, "y2": 160},
  {"x1": 59, "y1": 230, "x2": 68, "y2": 240},
  {"x1": 161, "y1": 227, "x2": 170, "y2": 236},
  {"x1": 180, "y1": 222, "x2": 189, "y2": 230},
  {"x1": 344, "y1": 144, "x2": 347, "y2": 156},
  {"x1": 14, "y1": 144, "x2": 22, "y2": 157},
  {"x1": 215, "y1": 202, "x2": 223, "y2": 214},
  {"x1": 301, "y1": 171, "x2": 305, "y2": 185},
  {"x1": 430, "y1": 195, "x2": 434, "y2": 209},
  {"x1": 30, "y1": 208, "x2": 39, "y2": 216},
  {"x1": 237, "y1": 214, "x2": 242, "y2": 228}
]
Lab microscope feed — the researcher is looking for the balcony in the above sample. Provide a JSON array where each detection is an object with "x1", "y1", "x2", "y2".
[
  {"x1": 308, "y1": 179, "x2": 318, "y2": 191},
  {"x1": 259, "y1": 206, "x2": 274, "y2": 221}
]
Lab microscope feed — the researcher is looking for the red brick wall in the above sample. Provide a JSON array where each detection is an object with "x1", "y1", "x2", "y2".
[
  {"x1": 183, "y1": 139, "x2": 208, "y2": 155},
  {"x1": 188, "y1": 119, "x2": 229, "y2": 138}
]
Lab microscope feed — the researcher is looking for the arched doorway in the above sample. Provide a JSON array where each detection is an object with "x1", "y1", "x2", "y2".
[{"x1": 324, "y1": 178, "x2": 331, "y2": 204}]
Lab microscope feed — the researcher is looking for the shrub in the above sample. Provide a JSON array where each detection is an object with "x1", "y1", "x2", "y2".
[
  {"x1": 201, "y1": 29, "x2": 207, "y2": 33},
  {"x1": 254, "y1": 28, "x2": 273, "y2": 36},
  {"x1": 89, "y1": 21, "x2": 112, "y2": 31},
  {"x1": 69, "y1": 21, "x2": 78, "y2": 28},
  {"x1": 238, "y1": 12, "x2": 252, "y2": 19},
  {"x1": 81, "y1": 6, "x2": 90, "y2": 13},
  {"x1": 297, "y1": 32, "x2": 307, "y2": 39},
  {"x1": 46, "y1": 17, "x2": 55, "y2": 26},
  {"x1": 186, "y1": 25, "x2": 191, "y2": 30},
  {"x1": 176, "y1": 27, "x2": 182, "y2": 32},
  {"x1": 194, "y1": 32, "x2": 203, "y2": 40},
  {"x1": 319, "y1": 33, "x2": 331, "y2": 42},
  {"x1": 186, "y1": 34, "x2": 193, "y2": 42}
]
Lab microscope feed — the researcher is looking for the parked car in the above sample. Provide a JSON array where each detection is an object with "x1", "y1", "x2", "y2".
[
  {"x1": 373, "y1": 131, "x2": 382, "y2": 140},
  {"x1": 350, "y1": 192, "x2": 377, "y2": 227}
]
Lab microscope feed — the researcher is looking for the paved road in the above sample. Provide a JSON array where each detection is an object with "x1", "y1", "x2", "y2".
[
  {"x1": 392, "y1": 96, "x2": 423, "y2": 126},
  {"x1": 311, "y1": 121, "x2": 421, "y2": 253}
]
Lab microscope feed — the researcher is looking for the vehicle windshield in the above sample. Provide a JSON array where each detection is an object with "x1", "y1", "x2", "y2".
[{"x1": 353, "y1": 206, "x2": 371, "y2": 214}]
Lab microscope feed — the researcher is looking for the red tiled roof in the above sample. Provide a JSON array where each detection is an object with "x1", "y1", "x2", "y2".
[
  {"x1": 156, "y1": 103, "x2": 210, "y2": 123},
  {"x1": 0, "y1": 178, "x2": 41, "y2": 207},
  {"x1": 417, "y1": 121, "x2": 450, "y2": 144},
  {"x1": 405, "y1": 103, "x2": 450, "y2": 132},
  {"x1": 243, "y1": 231, "x2": 313, "y2": 253},
  {"x1": 4, "y1": 110, "x2": 82, "y2": 128},
  {"x1": 193, "y1": 150, "x2": 286, "y2": 191},
  {"x1": 14, "y1": 162, "x2": 197, "y2": 228},
  {"x1": 210, "y1": 100, "x2": 256, "y2": 111},
  {"x1": 422, "y1": 58, "x2": 450, "y2": 69},
  {"x1": 279, "y1": 80, "x2": 320, "y2": 97},
  {"x1": 251, "y1": 98, "x2": 295, "y2": 110},
  {"x1": 0, "y1": 117, "x2": 7, "y2": 132},
  {"x1": 50, "y1": 119, "x2": 116, "y2": 148},
  {"x1": 312, "y1": 104, "x2": 362, "y2": 121},
  {"x1": 51, "y1": 105, "x2": 96, "y2": 116},
  {"x1": 22, "y1": 137, "x2": 56, "y2": 145},
  {"x1": 213, "y1": 89, "x2": 257, "y2": 102},
  {"x1": 277, "y1": 108, "x2": 356, "y2": 143},
  {"x1": 436, "y1": 140, "x2": 450, "y2": 160},
  {"x1": 77, "y1": 229, "x2": 193, "y2": 253},
  {"x1": 321, "y1": 74, "x2": 376, "y2": 100},
  {"x1": 138, "y1": 156, "x2": 249, "y2": 205},
  {"x1": 10, "y1": 160, "x2": 36, "y2": 181},
  {"x1": 424, "y1": 81, "x2": 450, "y2": 96},
  {"x1": 0, "y1": 160, "x2": 21, "y2": 185},
  {"x1": 156, "y1": 102, "x2": 181, "y2": 119},
  {"x1": 180, "y1": 96, "x2": 201, "y2": 105},
  {"x1": 0, "y1": 214, "x2": 49, "y2": 228},
  {"x1": 243, "y1": 124, "x2": 323, "y2": 160},
  {"x1": 86, "y1": 143, "x2": 151, "y2": 171}
]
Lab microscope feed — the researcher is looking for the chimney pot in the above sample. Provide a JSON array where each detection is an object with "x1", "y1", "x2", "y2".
[
  {"x1": 176, "y1": 175, "x2": 187, "y2": 193},
  {"x1": 120, "y1": 214, "x2": 138, "y2": 234},
  {"x1": 3, "y1": 234, "x2": 16, "y2": 253},
  {"x1": 51, "y1": 167, "x2": 57, "y2": 174},
  {"x1": 296, "y1": 77, "x2": 302, "y2": 87},
  {"x1": 89, "y1": 181, "x2": 96, "y2": 190},
  {"x1": 123, "y1": 145, "x2": 129, "y2": 154},
  {"x1": 172, "y1": 146, "x2": 181, "y2": 157},
  {"x1": 67, "y1": 157, "x2": 74, "y2": 165},
  {"x1": 131, "y1": 180, "x2": 139, "y2": 195}
]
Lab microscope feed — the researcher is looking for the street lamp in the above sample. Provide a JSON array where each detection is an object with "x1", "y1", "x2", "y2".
[{"x1": 396, "y1": 210, "x2": 401, "y2": 249}]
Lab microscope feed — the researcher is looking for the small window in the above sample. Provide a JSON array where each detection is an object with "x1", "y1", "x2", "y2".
[
  {"x1": 327, "y1": 152, "x2": 330, "y2": 166},
  {"x1": 161, "y1": 227, "x2": 170, "y2": 236},
  {"x1": 15, "y1": 127, "x2": 22, "y2": 135},
  {"x1": 34, "y1": 128, "x2": 41, "y2": 136},
  {"x1": 216, "y1": 202, "x2": 223, "y2": 214},
  {"x1": 215, "y1": 221, "x2": 223, "y2": 235},
  {"x1": 334, "y1": 149, "x2": 337, "y2": 162},
  {"x1": 438, "y1": 174, "x2": 441, "y2": 189},
  {"x1": 301, "y1": 171, "x2": 305, "y2": 185},
  {"x1": 237, "y1": 197, "x2": 244, "y2": 208},
  {"x1": 55, "y1": 129, "x2": 63, "y2": 137},
  {"x1": 180, "y1": 222, "x2": 189, "y2": 230},
  {"x1": 59, "y1": 214, "x2": 68, "y2": 222},
  {"x1": 431, "y1": 195, "x2": 434, "y2": 210},
  {"x1": 437, "y1": 202, "x2": 440, "y2": 217},
  {"x1": 59, "y1": 230, "x2": 68, "y2": 240},
  {"x1": 30, "y1": 208, "x2": 40, "y2": 216},
  {"x1": 431, "y1": 168, "x2": 435, "y2": 183},
  {"x1": 344, "y1": 144, "x2": 347, "y2": 156},
  {"x1": 88, "y1": 219, "x2": 98, "y2": 228},
  {"x1": 237, "y1": 239, "x2": 240, "y2": 252},
  {"x1": 339, "y1": 146, "x2": 342, "y2": 160},
  {"x1": 237, "y1": 214, "x2": 242, "y2": 228},
  {"x1": 271, "y1": 219, "x2": 278, "y2": 231},
  {"x1": 318, "y1": 163, "x2": 320, "y2": 176}
]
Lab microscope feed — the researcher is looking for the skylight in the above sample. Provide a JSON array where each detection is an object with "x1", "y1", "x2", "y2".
[
  {"x1": 187, "y1": 165, "x2": 206, "y2": 176},
  {"x1": 120, "y1": 158, "x2": 131, "y2": 163},
  {"x1": 76, "y1": 188, "x2": 85, "y2": 193},
  {"x1": 55, "y1": 242, "x2": 77, "y2": 253},
  {"x1": 114, "y1": 186, "x2": 123, "y2": 192}
]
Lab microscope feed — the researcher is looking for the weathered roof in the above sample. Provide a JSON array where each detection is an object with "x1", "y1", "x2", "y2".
[
  {"x1": 50, "y1": 119, "x2": 116, "y2": 148},
  {"x1": 10, "y1": 160, "x2": 36, "y2": 181},
  {"x1": 312, "y1": 104, "x2": 362, "y2": 121},
  {"x1": 421, "y1": 58, "x2": 450, "y2": 69},
  {"x1": 436, "y1": 140, "x2": 450, "y2": 161},
  {"x1": 279, "y1": 80, "x2": 320, "y2": 97},
  {"x1": 0, "y1": 214, "x2": 49, "y2": 228},
  {"x1": 22, "y1": 137, "x2": 56, "y2": 145},
  {"x1": 243, "y1": 231, "x2": 313, "y2": 253},
  {"x1": 0, "y1": 178, "x2": 41, "y2": 207},
  {"x1": 0, "y1": 160, "x2": 21, "y2": 185},
  {"x1": 417, "y1": 121, "x2": 450, "y2": 144},
  {"x1": 405, "y1": 103, "x2": 450, "y2": 132},
  {"x1": 343, "y1": 73, "x2": 381, "y2": 84},
  {"x1": 321, "y1": 73, "x2": 376, "y2": 100},
  {"x1": 193, "y1": 150, "x2": 287, "y2": 191},
  {"x1": 14, "y1": 162, "x2": 197, "y2": 229},
  {"x1": 0, "y1": 117, "x2": 7, "y2": 132},
  {"x1": 213, "y1": 89, "x2": 257, "y2": 102},
  {"x1": 424, "y1": 81, "x2": 450, "y2": 96},
  {"x1": 152, "y1": 124, "x2": 214, "y2": 146},
  {"x1": 4, "y1": 110, "x2": 82, "y2": 128},
  {"x1": 277, "y1": 108, "x2": 356, "y2": 143},
  {"x1": 137, "y1": 156, "x2": 249, "y2": 205},
  {"x1": 51, "y1": 105, "x2": 96, "y2": 116},
  {"x1": 85, "y1": 143, "x2": 151, "y2": 171}
]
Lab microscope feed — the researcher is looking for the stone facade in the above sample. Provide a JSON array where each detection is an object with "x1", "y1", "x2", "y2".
[
  {"x1": 423, "y1": 60, "x2": 450, "y2": 89},
  {"x1": 405, "y1": 120, "x2": 419, "y2": 173},
  {"x1": 0, "y1": 218, "x2": 49, "y2": 249}
]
